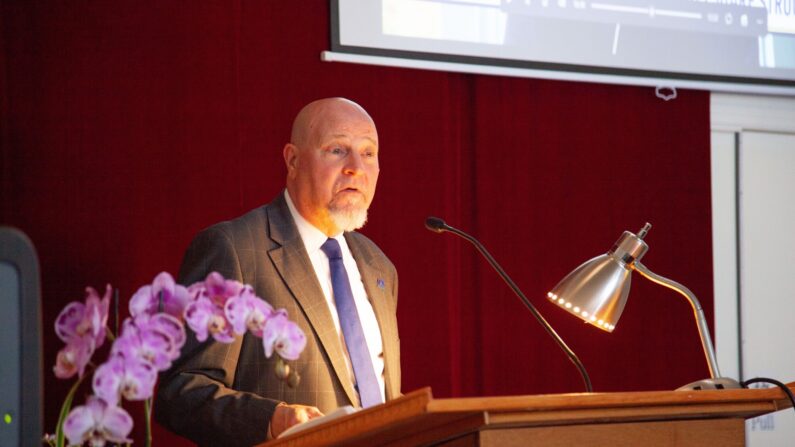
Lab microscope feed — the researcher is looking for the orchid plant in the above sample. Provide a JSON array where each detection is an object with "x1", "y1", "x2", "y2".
[{"x1": 46, "y1": 272, "x2": 306, "y2": 447}]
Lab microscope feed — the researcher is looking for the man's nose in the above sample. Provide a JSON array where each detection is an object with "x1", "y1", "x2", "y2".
[{"x1": 342, "y1": 152, "x2": 365, "y2": 175}]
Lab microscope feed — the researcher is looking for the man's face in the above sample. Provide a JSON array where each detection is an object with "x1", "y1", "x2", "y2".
[{"x1": 286, "y1": 103, "x2": 379, "y2": 235}]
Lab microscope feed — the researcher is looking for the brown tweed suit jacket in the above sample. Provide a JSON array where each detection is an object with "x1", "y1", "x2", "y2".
[{"x1": 154, "y1": 192, "x2": 401, "y2": 447}]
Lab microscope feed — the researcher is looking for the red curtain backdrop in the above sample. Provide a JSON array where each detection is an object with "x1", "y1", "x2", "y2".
[{"x1": 1, "y1": 1, "x2": 712, "y2": 445}]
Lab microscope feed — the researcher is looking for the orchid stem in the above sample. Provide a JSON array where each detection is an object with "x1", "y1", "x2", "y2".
[
  {"x1": 144, "y1": 397, "x2": 153, "y2": 447},
  {"x1": 158, "y1": 290, "x2": 164, "y2": 313},
  {"x1": 114, "y1": 288, "x2": 120, "y2": 337}
]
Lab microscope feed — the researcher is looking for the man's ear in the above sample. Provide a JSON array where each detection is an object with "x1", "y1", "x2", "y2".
[{"x1": 283, "y1": 143, "x2": 299, "y2": 179}]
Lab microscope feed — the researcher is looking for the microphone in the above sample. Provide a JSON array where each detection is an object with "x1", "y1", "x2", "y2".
[
  {"x1": 424, "y1": 217, "x2": 447, "y2": 233},
  {"x1": 425, "y1": 216, "x2": 593, "y2": 393}
]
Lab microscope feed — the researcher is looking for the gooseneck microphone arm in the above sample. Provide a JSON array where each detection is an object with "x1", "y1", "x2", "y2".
[{"x1": 425, "y1": 216, "x2": 593, "y2": 393}]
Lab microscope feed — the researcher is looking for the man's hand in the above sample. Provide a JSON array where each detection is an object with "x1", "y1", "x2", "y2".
[{"x1": 270, "y1": 403, "x2": 324, "y2": 438}]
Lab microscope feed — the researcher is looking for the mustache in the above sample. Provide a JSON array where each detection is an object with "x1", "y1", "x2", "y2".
[
  {"x1": 335, "y1": 183, "x2": 365, "y2": 193},
  {"x1": 329, "y1": 189, "x2": 369, "y2": 210},
  {"x1": 331, "y1": 191, "x2": 366, "y2": 203}
]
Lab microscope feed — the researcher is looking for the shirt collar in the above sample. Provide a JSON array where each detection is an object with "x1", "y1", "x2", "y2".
[{"x1": 284, "y1": 190, "x2": 343, "y2": 253}]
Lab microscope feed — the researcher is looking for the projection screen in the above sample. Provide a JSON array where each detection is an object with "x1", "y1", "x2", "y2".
[{"x1": 324, "y1": 0, "x2": 795, "y2": 95}]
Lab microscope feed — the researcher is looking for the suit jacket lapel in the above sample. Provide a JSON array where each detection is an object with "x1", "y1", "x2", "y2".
[
  {"x1": 346, "y1": 233, "x2": 400, "y2": 401},
  {"x1": 266, "y1": 193, "x2": 358, "y2": 405}
]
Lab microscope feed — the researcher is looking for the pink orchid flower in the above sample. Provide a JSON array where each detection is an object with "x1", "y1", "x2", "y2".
[
  {"x1": 202, "y1": 271, "x2": 246, "y2": 307},
  {"x1": 92, "y1": 354, "x2": 157, "y2": 405},
  {"x1": 112, "y1": 314, "x2": 184, "y2": 371},
  {"x1": 63, "y1": 396, "x2": 133, "y2": 447},
  {"x1": 262, "y1": 311, "x2": 306, "y2": 361},
  {"x1": 52, "y1": 270, "x2": 310, "y2": 446},
  {"x1": 53, "y1": 285, "x2": 111, "y2": 378},
  {"x1": 184, "y1": 295, "x2": 235, "y2": 343},
  {"x1": 145, "y1": 312, "x2": 187, "y2": 351},
  {"x1": 129, "y1": 271, "x2": 191, "y2": 319},
  {"x1": 53, "y1": 340, "x2": 94, "y2": 379},
  {"x1": 224, "y1": 285, "x2": 275, "y2": 337},
  {"x1": 183, "y1": 272, "x2": 250, "y2": 343}
]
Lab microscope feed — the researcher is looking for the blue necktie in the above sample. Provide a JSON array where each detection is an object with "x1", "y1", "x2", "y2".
[{"x1": 320, "y1": 238, "x2": 382, "y2": 408}]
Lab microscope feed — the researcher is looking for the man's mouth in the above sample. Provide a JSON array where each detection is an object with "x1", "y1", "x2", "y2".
[{"x1": 333, "y1": 187, "x2": 366, "y2": 205}]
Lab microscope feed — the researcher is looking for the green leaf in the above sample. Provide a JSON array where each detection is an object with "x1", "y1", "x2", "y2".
[{"x1": 55, "y1": 374, "x2": 87, "y2": 447}]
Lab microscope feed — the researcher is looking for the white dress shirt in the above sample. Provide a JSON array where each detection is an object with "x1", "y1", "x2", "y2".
[{"x1": 284, "y1": 191, "x2": 385, "y2": 404}]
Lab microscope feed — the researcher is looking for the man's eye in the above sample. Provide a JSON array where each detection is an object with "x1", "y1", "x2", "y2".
[
  {"x1": 364, "y1": 151, "x2": 376, "y2": 158},
  {"x1": 330, "y1": 147, "x2": 344, "y2": 155}
]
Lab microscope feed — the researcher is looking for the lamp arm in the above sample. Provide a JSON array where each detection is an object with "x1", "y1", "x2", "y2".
[{"x1": 633, "y1": 262, "x2": 721, "y2": 379}]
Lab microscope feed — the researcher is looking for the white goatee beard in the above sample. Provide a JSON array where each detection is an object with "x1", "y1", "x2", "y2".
[{"x1": 329, "y1": 205, "x2": 368, "y2": 232}]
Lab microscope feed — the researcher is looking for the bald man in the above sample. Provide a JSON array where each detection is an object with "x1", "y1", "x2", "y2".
[{"x1": 155, "y1": 98, "x2": 401, "y2": 446}]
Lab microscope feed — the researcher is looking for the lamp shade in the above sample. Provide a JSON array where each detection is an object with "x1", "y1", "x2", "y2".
[{"x1": 548, "y1": 230, "x2": 649, "y2": 332}]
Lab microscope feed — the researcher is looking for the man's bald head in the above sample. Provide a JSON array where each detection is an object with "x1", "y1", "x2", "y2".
[{"x1": 290, "y1": 98, "x2": 376, "y2": 149}]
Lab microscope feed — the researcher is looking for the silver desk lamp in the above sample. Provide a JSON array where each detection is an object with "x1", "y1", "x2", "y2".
[{"x1": 548, "y1": 223, "x2": 740, "y2": 390}]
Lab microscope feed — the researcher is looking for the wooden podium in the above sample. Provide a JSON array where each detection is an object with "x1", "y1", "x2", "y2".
[{"x1": 264, "y1": 382, "x2": 794, "y2": 446}]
